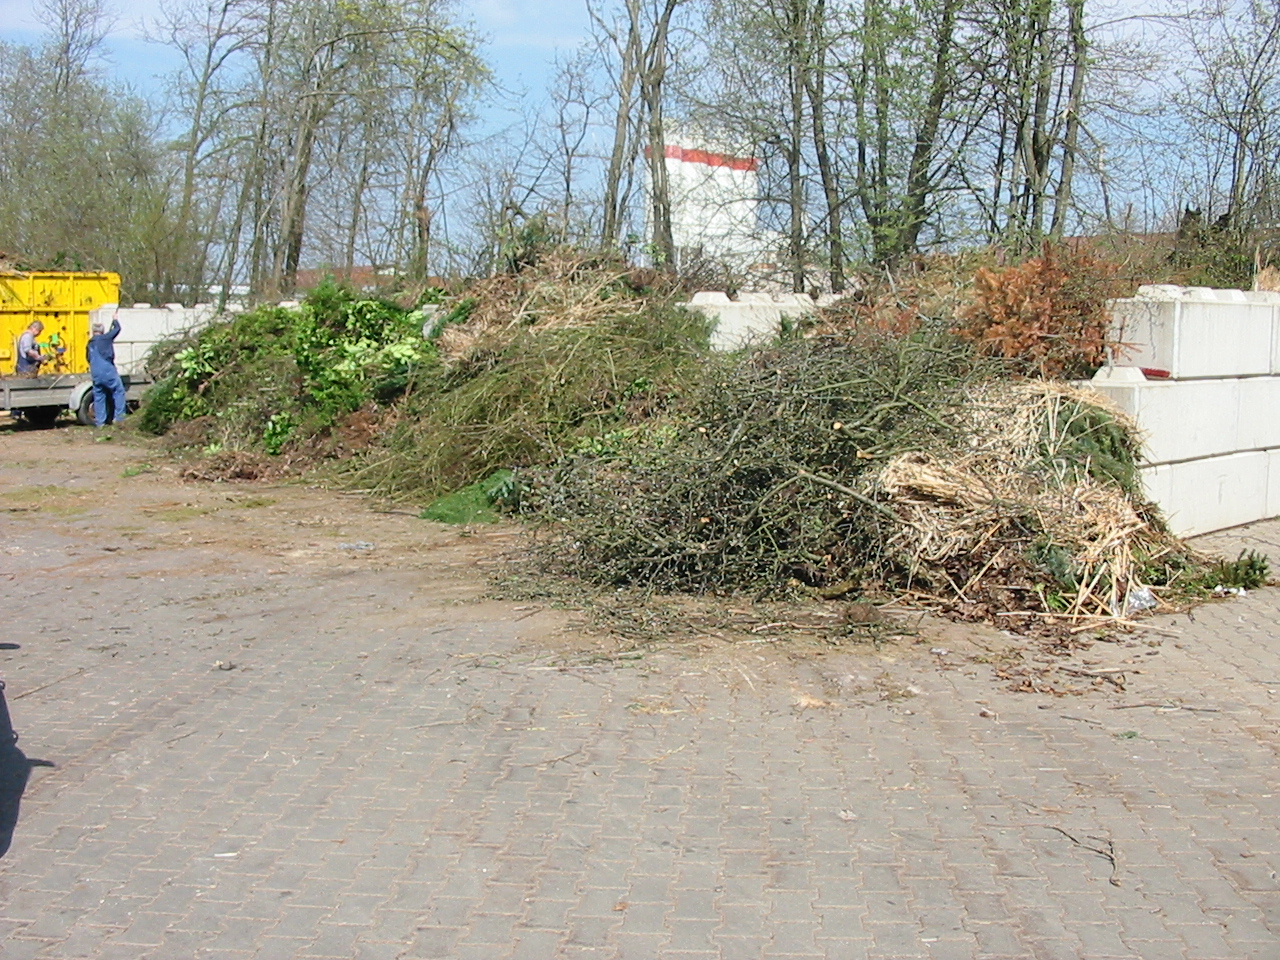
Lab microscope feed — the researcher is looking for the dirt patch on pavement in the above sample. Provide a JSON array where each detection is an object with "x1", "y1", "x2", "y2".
[
  {"x1": 0, "y1": 420, "x2": 1168, "y2": 700},
  {"x1": 0, "y1": 422, "x2": 525, "y2": 603}
]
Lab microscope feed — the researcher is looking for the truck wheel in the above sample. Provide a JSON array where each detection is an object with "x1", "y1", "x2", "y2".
[
  {"x1": 76, "y1": 391, "x2": 95, "y2": 426},
  {"x1": 21, "y1": 407, "x2": 61, "y2": 429}
]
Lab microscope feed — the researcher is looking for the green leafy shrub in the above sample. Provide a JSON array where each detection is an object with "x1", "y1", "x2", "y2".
[
  {"x1": 137, "y1": 278, "x2": 437, "y2": 452},
  {"x1": 262, "y1": 413, "x2": 295, "y2": 455}
]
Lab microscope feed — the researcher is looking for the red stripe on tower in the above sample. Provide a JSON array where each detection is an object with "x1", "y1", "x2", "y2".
[{"x1": 663, "y1": 145, "x2": 758, "y2": 172}]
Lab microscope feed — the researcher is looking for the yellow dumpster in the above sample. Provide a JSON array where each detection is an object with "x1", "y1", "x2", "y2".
[{"x1": 0, "y1": 271, "x2": 121, "y2": 376}]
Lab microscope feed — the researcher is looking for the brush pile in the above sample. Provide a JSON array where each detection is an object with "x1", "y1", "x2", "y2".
[
  {"x1": 433, "y1": 249, "x2": 673, "y2": 363},
  {"x1": 347, "y1": 302, "x2": 710, "y2": 502},
  {"x1": 522, "y1": 325, "x2": 1205, "y2": 624},
  {"x1": 875, "y1": 382, "x2": 1191, "y2": 623}
]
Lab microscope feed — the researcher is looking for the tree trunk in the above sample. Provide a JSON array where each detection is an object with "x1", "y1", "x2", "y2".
[
  {"x1": 1049, "y1": 0, "x2": 1086, "y2": 242},
  {"x1": 1025, "y1": 0, "x2": 1055, "y2": 247},
  {"x1": 805, "y1": 0, "x2": 845, "y2": 293},
  {"x1": 785, "y1": 0, "x2": 808, "y2": 293},
  {"x1": 892, "y1": 0, "x2": 958, "y2": 259},
  {"x1": 270, "y1": 97, "x2": 321, "y2": 297},
  {"x1": 641, "y1": 0, "x2": 680, "y2": 270},
  {"x1": 344, "y1": 149, "x2": 371, "y2": 271},
  {"x1": 602, "y1": 0, "x2": 643, "y2": 248}
]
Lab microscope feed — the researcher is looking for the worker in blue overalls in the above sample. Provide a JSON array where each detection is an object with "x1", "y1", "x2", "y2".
[{"x1": 86, "y1": 312, "x2": 127, "y2": 426}]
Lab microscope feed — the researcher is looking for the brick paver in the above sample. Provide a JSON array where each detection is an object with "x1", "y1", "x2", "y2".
[{"x1": 3, "y1": 470, "x2": 1279, "y2": 958}]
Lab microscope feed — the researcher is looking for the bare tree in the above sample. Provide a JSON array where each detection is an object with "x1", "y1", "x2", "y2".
[
  {"x1": 1172, "y1": 0, "x2": 1280, "y2": 231},
  {"x1": 640, "y1": 0, "x2": 685, "y2": 268},
  {"x1": 592, "y1": 0, "x2": 646, "y2": 248},
  {"x1": 39, "y1": 0, "x2": 113, "y2": 95}
]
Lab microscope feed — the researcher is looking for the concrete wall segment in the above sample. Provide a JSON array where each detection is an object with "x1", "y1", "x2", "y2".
[
  {"x1": 1093, "y1": 286, "x2": 1280, "y2": 533},
  {"x1": 685, "y1": 291, "x2": 817, "y2": 350},
  {"x1": 1267, "y1": 450, "x2": 1280, "y2": 521},
  {"x1": 1179, "y1": 300, "x2": 1273, "y2": 377},
  {"x1": 1139, "y1": 452, "x2": 1270, "y2": 537},
  {"x1": 1089, "y1": 377, "x2": 1257, "y2": 465},
  {"x1": 1108, "y1": 293, "x2": 1277, "y2": 379}
]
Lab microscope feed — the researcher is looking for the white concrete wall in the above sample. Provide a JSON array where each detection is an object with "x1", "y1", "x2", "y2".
[
  {"x1": 1090, "y1": 374, "x2": 1280, "y2": 466},
  {"x1": 1138, "y1": 454, "x2": 1271, "y2": 537},
  {"x1": 1092, "y1": 285, "x2": 1280, "y2": 536},
  {"x1": 687, "y1": 292, "x2": 819, "y2": 350},
  {"x1": 1110, "y1": 285, "x2": 1280, "y2": 378}
]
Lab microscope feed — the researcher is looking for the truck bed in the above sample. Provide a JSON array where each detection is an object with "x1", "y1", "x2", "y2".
[{"x1": 1, "y1": 372, "x2": 152, "y2": 417}]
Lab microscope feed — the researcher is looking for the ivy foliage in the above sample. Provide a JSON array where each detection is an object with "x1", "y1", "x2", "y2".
[{"x1": 138, "y1": 278, "x2": 436, "y2": 452}]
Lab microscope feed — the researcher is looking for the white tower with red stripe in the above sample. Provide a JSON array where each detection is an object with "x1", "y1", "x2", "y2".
[{"x1": 659, "y1": 139, "x2": 770, "y2": 269}]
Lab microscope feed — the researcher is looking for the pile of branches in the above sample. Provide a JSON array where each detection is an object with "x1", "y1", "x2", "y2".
[
  {"x1": 525, "y1": 327, "x2": 985, "y2": 592},
  {"x1": 348, "y1": 304, "x2": 710, "y2": 502},
  {"x1": 435, "y1": 248, "x2": 675, "y2": 363},
  {"x1": 522, "y1": 327, "x2": 1205, "y2": 623}
]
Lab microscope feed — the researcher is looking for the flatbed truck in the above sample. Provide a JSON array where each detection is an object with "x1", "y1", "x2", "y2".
[{"x1": 1, "y1": 271, "x2": 211, "y2": 426}]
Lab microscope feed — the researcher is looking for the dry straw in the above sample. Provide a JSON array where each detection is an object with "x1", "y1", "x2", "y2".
[
  {"x1": 435, "y1": 250, "x2": 656, "y2": 363},
  {"x1": 876, "y1": 382, "x2": 1179, "y2": 621}
]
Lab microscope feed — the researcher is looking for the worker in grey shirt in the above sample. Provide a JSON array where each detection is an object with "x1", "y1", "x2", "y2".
[{"x1": 15, "y1": 321, "x2": 46, "y2": 374}]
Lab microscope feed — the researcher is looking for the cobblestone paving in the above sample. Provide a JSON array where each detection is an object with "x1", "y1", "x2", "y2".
[{"x1": 3, "y1": 497, "x2": 1279, "y2": 958}]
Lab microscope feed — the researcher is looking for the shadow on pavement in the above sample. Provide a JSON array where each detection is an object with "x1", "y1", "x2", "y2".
[{"x1": 0, "y1": 680, "x2": 55, "y2": 858}]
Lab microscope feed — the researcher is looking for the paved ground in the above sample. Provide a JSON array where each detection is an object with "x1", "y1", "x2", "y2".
[{"x1": 2, "y1": 427, "x2": 1279, "y2": 959}]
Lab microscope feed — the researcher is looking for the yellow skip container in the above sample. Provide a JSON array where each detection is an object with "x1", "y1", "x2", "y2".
[{"x1": 0, "y1": 271, "x2": 121, "y2": 376}]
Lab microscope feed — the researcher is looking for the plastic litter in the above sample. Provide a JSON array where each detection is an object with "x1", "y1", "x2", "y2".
[
  {"x1": 339, "y1": 541, "x2": 376, "y2": 551},
  {"x1": 1124, "y1": 585, "x2": 1157, "y2": 616}
]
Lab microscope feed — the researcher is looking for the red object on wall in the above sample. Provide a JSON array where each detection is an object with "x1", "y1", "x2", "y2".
[{"x1": 646, "y1": 144, "x2": 759, "y2": 172}]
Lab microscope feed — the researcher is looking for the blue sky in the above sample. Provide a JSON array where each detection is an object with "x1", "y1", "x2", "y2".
[{"x1": 0, "y1": 0, "x2": 594, "y2": 104}]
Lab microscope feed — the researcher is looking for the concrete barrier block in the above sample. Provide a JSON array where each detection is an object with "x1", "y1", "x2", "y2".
[
  {"x1": 1088, "y1": 378, "x2": 1241, "y2": 465},
  {"x1": 1178, "y1": 300, "x2": 1273, "y2": 377},
  {"x1": 1268, "y1": 450, "x2": 1280, "y2": 520},
  {"x1": 1085, "y1": 380, "x2": 1140, "y2": 421},
  {"x1": 1111, "y1": 298, "x2": 1175, "y2": 371},
  {"x1": 1236, "y1": 378, "x2": 1280, "y2": 450},
  {"x1": 1110, "y1": 288, "x2": 1279, "y2": 378},
  {"x1": 688, "y1": 291, "x2": 816, "y2": 351},
  {"x1": 1139, "y1": 463, "x2": 1175, "y2": 526},
  {"x1": 1146, "y1": 380, "x2": 1241, "y2": 464},
  {"x1": 1140, "y1": 451, "x2": 1270, "y2": 536}
]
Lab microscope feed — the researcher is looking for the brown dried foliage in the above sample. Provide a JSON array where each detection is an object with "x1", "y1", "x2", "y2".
[
  {"x1": 179, "y1": 450, "x2": 279, "y2": 482},
  {"x1": 954, "y1": 244, "x2": 1127, "y2": 379},
  {"x1": 808, "y1": 252, "x2": 995, "y2": 339}
]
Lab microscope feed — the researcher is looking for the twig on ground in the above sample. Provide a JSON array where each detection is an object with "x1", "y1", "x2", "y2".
[
  {"x1": 13, "y1": 668, "x2": 88, "y2": 700},
  {"x1": 1048, "y1": 826, "x2": 1120, "y2": 885}
]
